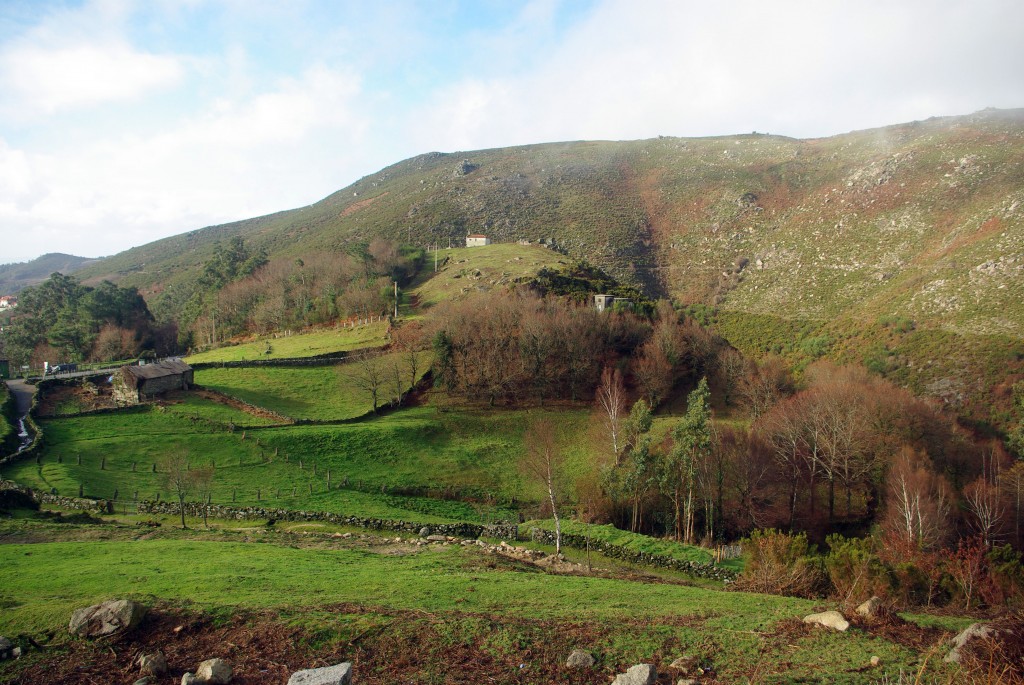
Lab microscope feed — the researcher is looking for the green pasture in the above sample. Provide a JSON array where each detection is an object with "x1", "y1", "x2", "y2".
[
  {"x1": 412, "y1": 243, "x2": 567, "y2": 309},
  {"x1": 162, "y1": 393, "x2": 282, "y2": 427},
  {"x1": 194, "y1": 352, "x2": 430, "y2": 421},
  {"x1": 524, "y1": 519, "x2": 714, "y2": 564},
  {"x1": 185, "y1": 322, "x2": 388, "y2": 363},
  {"x1": 0, "y1": 523, "x2": 964, "y2": 683},
  {"x1": 3, "y1": 404, "x2": 590, "y2": 521}
]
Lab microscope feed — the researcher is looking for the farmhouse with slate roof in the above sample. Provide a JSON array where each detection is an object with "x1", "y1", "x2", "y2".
[{"x1": 112, "y1": 359, "x2": 193, "y2": 406}]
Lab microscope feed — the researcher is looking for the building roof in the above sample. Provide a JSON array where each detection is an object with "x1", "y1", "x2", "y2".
[
  {"x1": 122, "y1": 359, "x2": 192, "y2": 381},
  {"x1": 467, "y1": 234, "x2": 487, "y2": 238}
]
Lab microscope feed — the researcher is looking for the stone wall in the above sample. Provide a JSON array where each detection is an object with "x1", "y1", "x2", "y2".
[
  {"x1": 527, "y1": 528, "x2": 738, "y2": 581},
  {"x1": 137, "y1": 500, "x2": 519, "y2": 540}
]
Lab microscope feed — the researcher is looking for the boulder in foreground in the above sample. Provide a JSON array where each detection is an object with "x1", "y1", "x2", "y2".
[{"x1": 68, "y1": 599, "x2": 146, "y2": 637}]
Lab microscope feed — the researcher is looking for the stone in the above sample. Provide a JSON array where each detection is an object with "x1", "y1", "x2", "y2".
[
  {"x1": 803, "y1": 611, "x2": 849, "y2": 632},
  {"x1": 856, "y1": 597, "x2": 883, "y2": 619},
  {"x1": 565, "y1": 649, "x2": 595, "y2": 668},
  {"x1": 677, "y1": 680, "x2": 697, "y2": 685},
  {"x1": 419, "y1": 527, "x2": 431, "y2": 537},
  {"x1": 669, "y1": 655, "x2": 698, "y2": 673},
  {"x1": 181, "y1": 673, "x2": 199, "y2": 685},
  {"x1": 68, "y1": 599, "x2": 147, "y2": 637},
  {"x1": 287, "y1": 662, "x2": 353, "y2": 685},
  {"x1": 196, "y1": 658, "x2": 232, "y2": 684},
  {"x1": 426, "y1": 535, "x2": 447, "y2": 542},
  {"x1": 0, "y1": 637, "x2": 12, "y2": 660},
  {"x1": 134, "y1": 678, "x2": 156, "y2": 685},
  {"x1": 870, "y1": 656, "x2": 881, "y2": 667},
  {"x1": 612, "y1": 663, "x2": 657, "y2": 685},
  {"x1": 137, "y1": 651, "x2": 168, "y2": 676},
  {"x1": 945, "y1": 623, "x2": 997, "y2": 663}
]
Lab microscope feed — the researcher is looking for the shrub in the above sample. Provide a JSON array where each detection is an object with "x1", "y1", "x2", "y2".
[
  {"x1": 824, "y1": 534, "x2": 893, "y2": 609},
  {"x1": 733, "y1": 529, "x2": 825, "y2": 598}
]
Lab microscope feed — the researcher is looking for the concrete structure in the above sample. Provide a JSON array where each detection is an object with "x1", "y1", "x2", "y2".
[
  {"x1": 466, "y1": 234, "x2": 490, "y2": 247},
  {"x1": 112, "y1": 359, "x2": 193, "y2": 405},
  {"x1": 594, "y1": 294, "x2": 633, "y2": 313}
]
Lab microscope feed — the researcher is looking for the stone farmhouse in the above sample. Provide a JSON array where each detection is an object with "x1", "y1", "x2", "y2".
[
  {"x1": 112, "y1": 359, "x2": 193, "y2": 406},
  {"x1": 466, "y1": 234, "x2": 491, "y2": 247}
]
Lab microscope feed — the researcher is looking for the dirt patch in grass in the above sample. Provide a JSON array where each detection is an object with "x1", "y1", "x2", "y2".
[{"x1": 6, "y1": 607, "x2": 318, "y2": 685}]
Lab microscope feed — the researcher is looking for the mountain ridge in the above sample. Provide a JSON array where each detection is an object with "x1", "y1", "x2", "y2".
[{"x1": 65, "y1": 109, "x2": 1024, "y2": 422}]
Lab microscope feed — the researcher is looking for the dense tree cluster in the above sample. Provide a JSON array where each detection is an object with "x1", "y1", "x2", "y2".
[
  {"x1": 0, "y1": 272, "x2": 168, "y2": 367},
  {"x1": 182, "y1": 238, "x2": 421, "y2": 349}
]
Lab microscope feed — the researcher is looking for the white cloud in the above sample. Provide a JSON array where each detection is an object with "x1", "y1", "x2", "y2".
[
  {"x1": 0, "y1": 41, "x2": 184, "y2": 116},
  {"x1": 410, "y1": 0, "x2": 1024, "y2": 151},
  {"x1": 0, "y1": 64, "x2": 373, "y2": 261}
]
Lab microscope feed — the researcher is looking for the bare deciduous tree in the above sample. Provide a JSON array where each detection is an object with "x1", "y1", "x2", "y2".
[
  {"x1": 594, "y1": 366, "x2": 627, "y2": 461},
  {"x1": 521, "y1": 418, "x2": 566, "y2": 555}
]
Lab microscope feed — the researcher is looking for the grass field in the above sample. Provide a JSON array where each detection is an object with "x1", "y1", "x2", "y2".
[
  {"x1": 193, "y1": 352, "x2": 430, "y2": 421},
  {"x1": 0, "y1": 518, "x2": 970, "y2": 684},
  {"x1": 3, "y1": 403, "x2": 589, "y2": 522},
  {"x1": 162, "y1": 393, "x2": 282, "y2": 427},
  {"x1": 185, "y1": 321, "x2": 389, "y2": 363},
  {"x1": 412, "y1": 243, "x2": 567, "y2": 309}
]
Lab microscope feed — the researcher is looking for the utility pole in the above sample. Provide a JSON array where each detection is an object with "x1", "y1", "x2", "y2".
[
  {"x1": 434, "y1": 246, "x2": 438, "y2": 272},
  {"x1": 394, "y1": 281, "x2": 398, "y2": 318}
]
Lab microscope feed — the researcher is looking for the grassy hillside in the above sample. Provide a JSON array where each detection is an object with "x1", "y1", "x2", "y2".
[
  {"x1": 0, "y1": 520, "x2": 973, "y2": 683},
  {"x1": 5, "y1": 401, "x2": 589, "y2": 519},
  {"x1": 185, "y1": 321, "x2": 389, "y2": 363},
  {"x1": 68, "y1": 109, "x2": 1024, "y2": 423}
]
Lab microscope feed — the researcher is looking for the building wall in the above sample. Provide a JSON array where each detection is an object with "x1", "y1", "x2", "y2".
[
  {"x1": 466, "y1": 236, "x2": 490, "y2": 247},
  {"x1": 139, "y1": 371, "x2": 190, "y2": 398}
]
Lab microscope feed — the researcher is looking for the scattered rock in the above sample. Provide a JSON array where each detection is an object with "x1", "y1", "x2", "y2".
[
  {"x1": 419, "y1": 527, "x2": 431, "y2": 537},
  {"x1": 677, "y1": 679, "x2": 697, "y2": 685},
  {"x1": 196, "y1": 657, "x2": 232, "y2": 684},
  {"x1": 945, "y1": 623, "x2": 998, "y2": 663},
  {"x1": 803, "y1": 610, "x2": 849, "y2": 632},
  {"x1": 870, "y1": 656, "x2": 881, "y2": 667},
  {"x1": 181, "y1": 673, "x2": 199, "y2": 685},
  {"x1": 565, "y1": 649, "x2": 595, "y2": 668},
  {"x1": 134, "y1": 677, "x2": 157, "y2": 685},
  {"x1": 856, "y1": 597, "x2": 883, "y2": 619},
  {"x1": 137, "y1": 650, "x2": 168, "y2": 676},
  {"x1": 669, "y1": 655, "x2": 698, "y2": 673},
  {"x1": 0, "y1": 637, "x2": 14, "y2": 661},
  {"x1": 426, "y1": 534, "x2": 447, "y2": 542},
  {"x1": 68, "y1": 599, "x2": 147, "y2": 637},
  {"x1": 287, "y1": 662, "x2": 353, "y2": 685},
  {"x1": 612, "y1": 663, "x2": 657, "y2": 685}
]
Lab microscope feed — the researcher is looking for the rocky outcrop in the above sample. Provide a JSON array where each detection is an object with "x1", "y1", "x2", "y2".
[
  {"x1": 565, "y1": 649, "x2": 595, "y2": 668},
  {"x1": 855, "y1": 596, "x2": 883, "y2": 619},
  {"x1": 803, "y1": 611, "x2": 849, "y2": 632},
  {"x1": 287, "y1": 662, "x2": 353, "y2": 685},
  {"x1": 137, "y1": 651, "x2": 168, "y2": 676},
  {"x1": 196, "y1": 658, "x2": 232, "y2": 684},
  {"x1": 612, "y1": 663, "x2": 657, "y2": 685},
  {"x1": 68, "y1": 599, "x2": 146, "y2": 637},
  {"x1": 945, "y1": 623, "x2": 999, "y2": 663}
]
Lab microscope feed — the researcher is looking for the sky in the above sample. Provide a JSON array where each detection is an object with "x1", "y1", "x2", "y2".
[{"x1": 1, "y1": 0, "x2": 1022, "y2": 264}]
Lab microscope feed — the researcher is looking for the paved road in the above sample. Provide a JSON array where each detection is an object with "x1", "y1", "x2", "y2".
[{"x1": 5, "y1": 378, "x2": 36, "y2": 417}]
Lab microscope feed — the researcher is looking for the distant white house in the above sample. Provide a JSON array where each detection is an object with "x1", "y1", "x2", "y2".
[
  {"x1": 0, "y1": 296, "x2": 16, "y2": 309},
  {"x1": 466, "y1": 234, "x2": 491, "y2": 247}
]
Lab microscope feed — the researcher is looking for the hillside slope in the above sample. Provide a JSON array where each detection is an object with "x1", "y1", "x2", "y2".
[
  {"x1": 0, "y1": 253, "x2": 99, "y2": 295},
  {"x1": 71, "y1": 109, "x2": 1024, "y2": 420}
]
